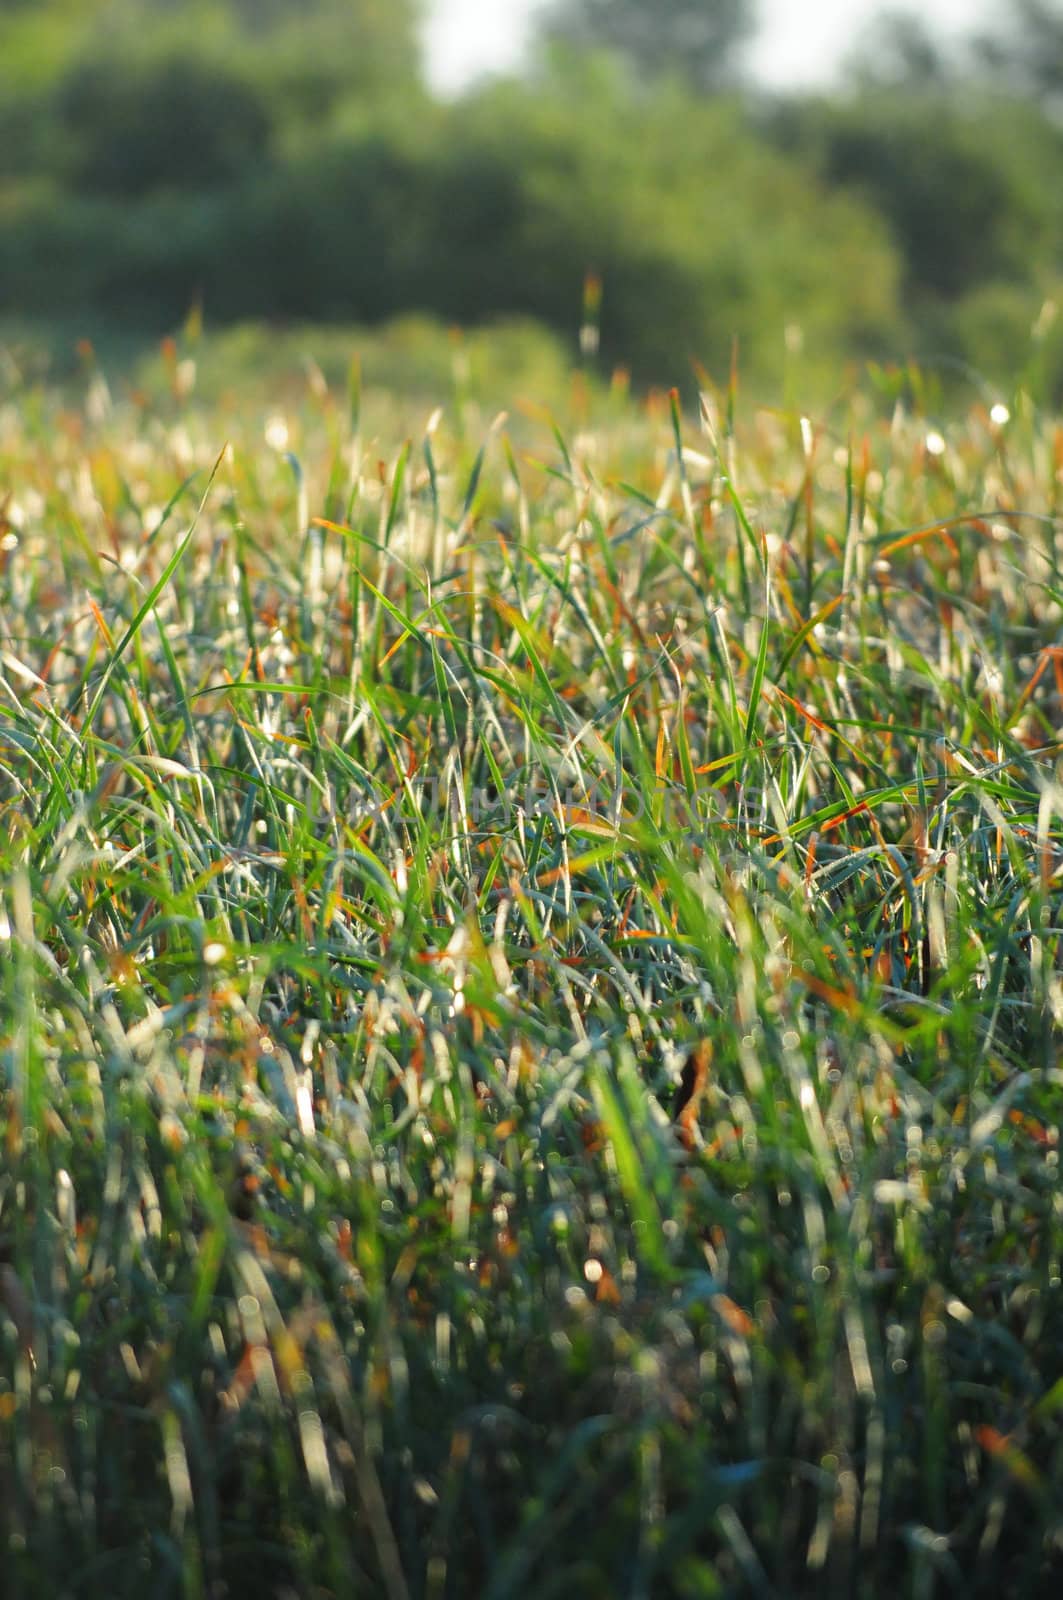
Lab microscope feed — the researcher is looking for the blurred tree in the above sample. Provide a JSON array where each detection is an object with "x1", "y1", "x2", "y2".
[
  {"x1": 1, "y1": 0, "x2": 423, "y2": 104},
  {"x1": 768, "y1": 93, "x2": 1063, "y2": 303},
  {"x1": 845, "y1": 9, "x2": 952, "y2": 89},
  {"x1": 227, "y1": 0, "x2": 420, "y2": 27},
  {"x1": 540, "y1": 0, "x2": 754, "y2": 95},
  {"x1": 52, "y1": 54, "x2": 274, "y2": 195},
  {"x1": 437, "y1": 70, "x2": 900, "y2": 383},
  {"x1": 7, "y1": 0, "x2": 426, "y2": 192},
  {"x1": 228, "y1": 0, "x2": 423, "y2": 94},
  {"x1": 973, "y1": 0, "x2": 1063, "y2": 112}
]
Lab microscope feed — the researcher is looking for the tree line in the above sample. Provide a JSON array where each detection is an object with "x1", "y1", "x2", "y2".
[{"x1": 1, "y1": 0, "x2": 1061, "y2": 399}]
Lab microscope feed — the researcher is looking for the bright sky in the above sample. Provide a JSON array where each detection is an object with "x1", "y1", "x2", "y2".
[{"x1": 425, "y1": 0, "x2": 1000, "y2": 94}]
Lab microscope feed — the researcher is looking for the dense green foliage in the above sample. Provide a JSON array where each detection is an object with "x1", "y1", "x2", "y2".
[
  {"x1": 540, "y1": 0, "x2": 754, "y2": 95},
  {"x1": 2, "y1": 0, "x2": 1062, "y2": 397},
  {"x1": 972, "y1": 0, "x2": 1063, "y2": 108},
  {"x1": 765, "y1": 90, "x2": 1063, "y2": 396},
  {"x1": 2, "y1": 339, "x2": 1063, "y2": 1594}
]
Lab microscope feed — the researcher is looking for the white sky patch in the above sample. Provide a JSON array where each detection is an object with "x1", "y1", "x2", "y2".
[
  {"x1": 424, "y1": 0, "x2": 1000, "y2": 96},
  {"x1": 425, "y1": 0, "x2": 548, "y2": 92}
]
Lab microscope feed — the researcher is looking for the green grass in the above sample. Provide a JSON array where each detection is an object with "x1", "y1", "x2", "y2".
[{"x1": 1, "y1": 344, "x2": 1063, "y2": 1598}]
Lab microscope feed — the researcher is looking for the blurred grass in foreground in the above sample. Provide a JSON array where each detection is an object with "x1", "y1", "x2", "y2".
[{"x1": 1, "y1": 341, "x2": 1063, "y2": 1596}]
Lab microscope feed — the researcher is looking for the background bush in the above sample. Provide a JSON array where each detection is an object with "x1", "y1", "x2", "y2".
[
  {"x1": 51, "y1": 52, "x2": 274, "y2": 196},
  {"x1": 1, "y1": 0, "x2": 1062, "y2": 399}
]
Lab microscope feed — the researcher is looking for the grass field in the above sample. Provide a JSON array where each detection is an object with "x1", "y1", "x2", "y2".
[{"x1": 2, "y1": 343, "x2": 1063, "y2": 1597}]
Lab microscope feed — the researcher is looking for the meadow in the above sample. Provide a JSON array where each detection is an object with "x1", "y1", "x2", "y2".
[{"x1": 1, "y1": 338, "x2": 1063, "y2": 1597}]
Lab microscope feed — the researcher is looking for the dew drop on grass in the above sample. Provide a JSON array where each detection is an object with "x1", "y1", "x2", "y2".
[{"x1": 265, "y1": 415, "x2": 290, "y2": 452}]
